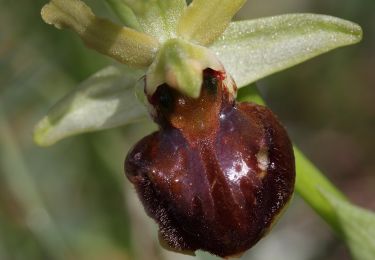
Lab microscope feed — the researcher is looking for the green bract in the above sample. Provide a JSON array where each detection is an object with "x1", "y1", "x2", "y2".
[{"x1": 36, "y1": 1, "x2": 375, "y2": 259}]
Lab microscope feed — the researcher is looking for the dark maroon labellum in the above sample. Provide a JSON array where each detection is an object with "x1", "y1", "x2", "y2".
[{"x1": 125, "y1": 69, "x2": 295, "y2": 258}]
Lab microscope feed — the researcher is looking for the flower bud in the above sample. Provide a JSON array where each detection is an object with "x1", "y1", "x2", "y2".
[{"x1": 125, "y1": 69, "x2": 295, "y2": 258}]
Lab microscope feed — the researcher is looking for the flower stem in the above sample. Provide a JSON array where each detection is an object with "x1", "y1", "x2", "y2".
[{"x1": 237, "y1": 85, "x2": 345, "y2": 232}]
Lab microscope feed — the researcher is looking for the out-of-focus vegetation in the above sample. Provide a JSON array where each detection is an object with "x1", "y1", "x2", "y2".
[{"x1": 0, "y1": 0, "x2": 374, "y2": 259}]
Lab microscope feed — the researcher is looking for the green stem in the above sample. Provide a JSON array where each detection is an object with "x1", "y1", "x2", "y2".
[
  {"x1": 237, "y1": 85, "x2": 345, "y2": 232},
  {"x1": 294, "y1": 148, "x2": 346, "y2": 232}
]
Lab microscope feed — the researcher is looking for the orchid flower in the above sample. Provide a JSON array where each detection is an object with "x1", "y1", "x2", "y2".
[{"x1": 35, "y1": 1, "x2": 375, "y2": 259}]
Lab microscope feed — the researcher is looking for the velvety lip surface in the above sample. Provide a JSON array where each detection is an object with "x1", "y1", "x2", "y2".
[{"x1": 125, "y1": 69, "x2": 295, "y2": 258}]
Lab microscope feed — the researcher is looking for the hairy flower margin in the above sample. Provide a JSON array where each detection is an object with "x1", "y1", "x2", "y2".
[{"x1": 35, "y1": 1, "x2": 375, "y2": 260}]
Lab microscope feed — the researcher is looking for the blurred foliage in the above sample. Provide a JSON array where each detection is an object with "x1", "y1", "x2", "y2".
[{"x1": 0, "y1": 0, "x2": 374, "y2": 260}]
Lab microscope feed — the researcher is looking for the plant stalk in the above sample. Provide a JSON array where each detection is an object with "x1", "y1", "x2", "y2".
[{"x1": 237, "y1": 85, "x2": 346, "y2": 232}]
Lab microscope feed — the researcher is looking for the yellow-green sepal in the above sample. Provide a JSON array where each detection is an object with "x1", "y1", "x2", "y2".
[
  {"x1": 111, "y1": 0, "x2": 187, "y2": 42},
  {"x1": 41, "y1": 0, "x2": 159, "y2": 68},
  {"x1": 177, "y1": 0, "x2": 246, "y2": 46}
]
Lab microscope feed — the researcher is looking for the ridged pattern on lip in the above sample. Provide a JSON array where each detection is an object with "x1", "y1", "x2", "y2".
[{"x1": 125, "y1": 70, "x2": 295, "y2": 257}]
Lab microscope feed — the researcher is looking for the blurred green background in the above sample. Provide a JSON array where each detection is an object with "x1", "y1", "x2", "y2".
[{"x1": 0, "y1": 0, "x2": 374, "y2": 259}]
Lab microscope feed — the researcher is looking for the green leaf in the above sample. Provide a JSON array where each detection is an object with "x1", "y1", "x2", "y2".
[
  {"x1": 146, "y1": 38, "x2": 222, "y2": 98},
  {"x1": 321, "y1": 189, "x2": 375, "y2": 260},
  {"x1": 177, "y1": 0, "x2": 246, "y2": 46},
  {"x1": 34, "y1": 66, "x2": 148, "y2": 147},
  {"x1": 210, "y1": 14, "x2": 362, "y2": 88},
  {"x1": 41, "y1": 0, "x2": 159, "y2": 67},
  {"x1": 114, "y1": 0, "x2": 187, "y2": 42}
]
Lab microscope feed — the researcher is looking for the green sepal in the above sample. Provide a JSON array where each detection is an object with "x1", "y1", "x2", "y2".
[
  {"x1": 211, "y1": 14, "x2": 362, "y2": 88},
  {"x1": 34, "y1": 66, "x2": 148, "y2": 146}
]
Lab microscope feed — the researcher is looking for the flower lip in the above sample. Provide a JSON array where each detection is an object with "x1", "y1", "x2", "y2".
[{"x1": 125, "y1": 70, "x2": 295, "y2": 257}]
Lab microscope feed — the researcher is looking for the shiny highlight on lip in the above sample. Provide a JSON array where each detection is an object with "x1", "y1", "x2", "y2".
[{"x1": 125, "y1": 69, "x2": 295, "y2": 258}]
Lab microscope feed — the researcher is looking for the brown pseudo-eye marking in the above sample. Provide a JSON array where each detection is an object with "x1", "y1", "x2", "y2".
[{"x1": 125, "y1": 69, "x2": 295, "y2": 258}]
